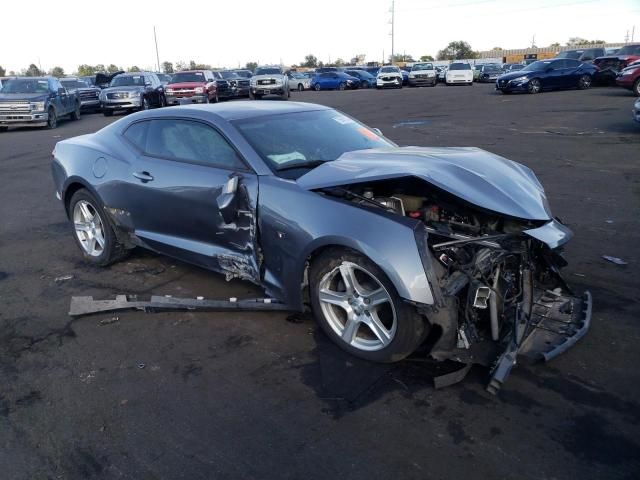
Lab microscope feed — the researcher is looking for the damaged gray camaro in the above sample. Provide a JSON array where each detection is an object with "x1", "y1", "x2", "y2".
[{"x1": 51, "y1": 102, "x2": 591, "y2": 392}]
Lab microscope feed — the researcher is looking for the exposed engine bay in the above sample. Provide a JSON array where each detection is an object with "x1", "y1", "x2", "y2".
[{"x1": 321, "y1": 177, "x2": 592, "y2": 393}]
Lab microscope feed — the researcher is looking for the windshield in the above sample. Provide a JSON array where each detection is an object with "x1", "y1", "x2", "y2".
[
  {"x1": 255, "y1": 68, "x2": 281, "y2": 75},
  {"x1": 233, "y1": 109, "x2": 394, "y2": 175},
  {"x1": 81, "y1": 76, "x2": 96, "y2": 85},
  {"x1": 380, "y1": 67, "x2": 398, "y2": 73},
  {"x1": 110, "y1": 75, "x2": 146, "y2": 87},
  {"x1": 483, "y1": 65, "x2": 501, "y2": 72},
  {"x1": 556, "y1": 51, "x2": 582, "y2": 59},
  {"x1": 61, "y1": 80, "x2": 89, "y2": 89},
  {"x1": 616, "y1": 45, "x2": 640, "y2": 55},
  {"x1": 522, "y1": 61, "x2": 553, "y2": 71},
  {"x1": 234, "y1": 70, "x2": 252, "y2": 78},
  {"x1": 170, "y1": 72, "x2": 207, "y2": 83},
  {"x1": 0, "y1": 79, "x2": 50, "y2": 94},
  {"x1": 449, "y1": 63, "x2": 471, "y2": 71},
  {"x1": 157, "y1": 74, "x2": 171, "y2": 82},
  {"x1": 412, "y1": 63, "x2": 433, "y2": 71},
  {"x1": 220, "y1": 71, "x2": 240, "y2": 79}
]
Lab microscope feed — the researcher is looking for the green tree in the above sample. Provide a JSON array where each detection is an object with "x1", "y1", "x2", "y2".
[
  {"x1": 49, "y1": 66, "x2": 65, "y2": 77},
  {"x1": 334, "y1": 58, "x2": 345, "y2": 67},
  {"x1": 390, "y1": 53, "x2": 415, "y2": 63},
  {"x1": 245, "y1": 61, "x2": 258, "y2": 71},
  {"x1": 302, "y1": 54, "x2": 318, "y2": 68},
  {"x1": 491, "y1": 47, "x2": 502, "y2": 51},
  {"x1": 76, "y1": 64, "x2": 96, "y2": 76},
  {"x1": 24, "y1": 64, "x2": 43, "y2": 76},
  {"x1": 0, "y1": 65, "x2": 5, "y2": 76},
  {"x1": 175, "y1": 61, "x2": 187, "y2": 71},
  {"x1": 127, "y1": 66, "x2": 141, "y2": 72},
  {"x1": 419, "y1": 55, "x2": 434, "y2": 62},
  {"x1": 162, "y1": 61, "x2": 174, "y2": 74},
  {"x1": 107, "y1": 64, "x2": 121, "y2": 73},
  {"x1": 437, "y1": 41, "x2": 478, "y2": 60},
  {"x1": 549, "y1": 42, "x2": 561, "y2": 48},
  {"x1": 567, "y1": 37, "x2": 605, "y2": 46}
]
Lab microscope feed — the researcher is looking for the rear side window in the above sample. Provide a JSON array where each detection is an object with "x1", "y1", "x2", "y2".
[
  {"x1": 124, "y1": 121, "x2": 148, "y2": 150},
  {"x1": 144, "y1": 119, "x2": 245, "y2": 170}
]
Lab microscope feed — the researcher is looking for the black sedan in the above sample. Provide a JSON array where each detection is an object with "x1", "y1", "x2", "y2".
[{"x1": 496, "y1": 58, "x2": 597, "y2": 94}]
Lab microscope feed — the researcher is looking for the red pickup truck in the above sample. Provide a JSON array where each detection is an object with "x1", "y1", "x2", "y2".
[
  {"x1": 165, "y1": 70, "x2": 223, "y2": 104},
  {"x1": 594, "y1": 44, "x2": 640, "y2": 85},
  {"x1": 616, "y1": 60, "x2": 640, "y2": 96}
]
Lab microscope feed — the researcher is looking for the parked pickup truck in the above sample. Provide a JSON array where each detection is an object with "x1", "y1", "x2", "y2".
[
  {"x1": 60, "y1": 77, "x2": 101, "y2": 112},
  {"x1": 165, "y1": 70, "x2": 231, "y2": 105},
  {"x1": 0, "y1": 76, "x2": 81, "y2": 131}
]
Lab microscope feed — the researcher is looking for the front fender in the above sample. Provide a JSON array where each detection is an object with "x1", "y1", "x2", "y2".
[{"x1": 257, "y1": 176, "x2": 434, "y2": 310}]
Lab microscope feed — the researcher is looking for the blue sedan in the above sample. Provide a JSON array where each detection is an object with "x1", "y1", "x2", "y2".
[
  {"x1": 496, "y1": 58, "x2": 597, "y2": 94},
  {"x1": 345, "y1": 69, "x2": 376, "y2": 88},
  {"x1": 311, "y1": 72, "x2": 361, "y2": 91}
]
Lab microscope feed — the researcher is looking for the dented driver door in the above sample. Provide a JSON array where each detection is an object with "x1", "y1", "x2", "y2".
[{"x1": 120, "y1": 118, "x2": 260, "y2": 282}]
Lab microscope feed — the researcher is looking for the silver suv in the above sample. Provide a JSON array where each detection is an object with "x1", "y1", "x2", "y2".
[{"x1": 250, "y1": 66, "x2": 289, "y2": 100}]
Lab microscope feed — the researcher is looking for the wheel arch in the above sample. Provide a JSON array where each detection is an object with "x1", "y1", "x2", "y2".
[{"x1": 62, "y1": 177, "x2": 101, "y2": 218}]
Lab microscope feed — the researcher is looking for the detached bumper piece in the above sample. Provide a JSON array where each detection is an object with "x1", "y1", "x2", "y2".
[
  {"x1": 487, "y1": 290, "x2": 592, "y2": 394},
  {"x1": 69, "y1": 294, "x2": 292, "y2": 317}
]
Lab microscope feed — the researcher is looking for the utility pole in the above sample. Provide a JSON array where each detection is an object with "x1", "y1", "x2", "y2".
[
  {"x1": 153, "y1": 26, "x2": 160, "y2": 72},
  {"x1": 390, "y1": 0, "x2": 395, "y2": 64},
  {"x1": 632, "y1": 26, "x2": 635, "y2": 42},
  {"x1": 531, "y1": 34, "x2": 536, "y2": 48}
]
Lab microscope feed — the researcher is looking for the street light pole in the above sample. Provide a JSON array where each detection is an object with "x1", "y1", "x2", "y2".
[
  {"x1": 391, "y1": 0, "x2": 395, "y2": 64},
  {"x1": 154, "y1": 26, "x2": 160, "y2": 72}
]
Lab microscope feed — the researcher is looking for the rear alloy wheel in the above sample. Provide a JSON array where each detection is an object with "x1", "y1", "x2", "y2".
[
  {"x1": 310, "y1": 249, "x2": 428, "y2": 363},
  {"x1": 69, "y1": 189, "x2": 128, "y2": 266},
  {"x1": 70, "y1": 102, "x2": 81, "y2": 120},
  {"x1": 578, "y1": 74, "x2": 592, "y2": 90},
  {"x1": 527, "y1": 78, "x2": 542, "y2": 94},
  {"x1": 47, "y1": 108, "x2": 57, "y2": 129},
  {"x1": 315, "y1": 83, "x2": 321, "y2": 91}
]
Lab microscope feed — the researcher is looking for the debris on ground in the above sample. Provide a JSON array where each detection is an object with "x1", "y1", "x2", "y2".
[
  {"x1": 99, "y1": 316, "x2": 120, "y2": 326},
  {"x1": 54, "y1": 274, "x2": 74, "y2": 283},
  {"x1": 602, "y1": 255, "x2": 628, "y2": 265},
  {"x1": 137, "y1": 363, "x2": 146, "y2": 369}
]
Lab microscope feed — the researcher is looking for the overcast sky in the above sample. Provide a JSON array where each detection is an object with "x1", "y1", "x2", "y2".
[{"x1": 2, "y1": 0, "x2": 639, "y2": 73}]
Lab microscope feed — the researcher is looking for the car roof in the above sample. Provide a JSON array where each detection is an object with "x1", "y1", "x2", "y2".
[{"x1": 133, "y1": 101, "x2": 331, "y2": 121}]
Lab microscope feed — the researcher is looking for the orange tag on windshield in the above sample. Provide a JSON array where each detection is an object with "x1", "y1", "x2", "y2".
[{"x1": 357, "y1": 127, "x2": 379, "y2": 140}]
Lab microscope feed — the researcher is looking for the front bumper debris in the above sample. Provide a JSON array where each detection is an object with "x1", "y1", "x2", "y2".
[
  {"x1": 69, "y1": 294, "x2": 292, "y2": 316},
  {"x1": 487, "y1": 290, "x2": 592, "y2": 394}
]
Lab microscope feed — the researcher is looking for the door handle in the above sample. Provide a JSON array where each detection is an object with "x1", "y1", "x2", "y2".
[{"x1": 133, "y1": 171, "x2": 154, "y2": 182}]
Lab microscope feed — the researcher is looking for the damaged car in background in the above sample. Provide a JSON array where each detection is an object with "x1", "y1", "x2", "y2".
[{"x1": 50, "y1": 102, "x2": 591, "y2": 392}]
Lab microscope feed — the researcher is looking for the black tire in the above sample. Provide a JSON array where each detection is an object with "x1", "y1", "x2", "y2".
[
  {"x1": 68, "y1": 189, "x2": 129, "y2": 266},
  {"x1": 309, "y1": 248, "x2": 428, "y2": 363},
  {"x1": 159, "y1": 94, "x2": 167, "y2": 107},
  {"x1": 46, "y1": 108, "x2": 57, "y2": 129},
  {"x1": 140, "y1": 96, "x2": 150, "y2": 110},
  {"x1": 634, "y1": 78, "x2": 640, "y2": 96},
  {"x1": 249, "y1": 92, "x2": 261, "y2": 100},
  {"x1": 314, "y1": 84, "x2": 321, "y2": 91},
  {"x1": 338, "y1": 82, "x2": 346, "y2": 91},
  {"x1": 0, "y1": 126, "x2": 8, "y2": 132},
  {"x1": 70, "y1": 102, "x2": 81, "y2": 121},
  {"x1": 577, "y1": 74, "x2": 592, "y2": 90},
  {"x1": 527, "y1": 78, "x2": 542, "y2": 94},
  {"x1": 103, "y1": 110, "x2": 113, "y2": 117},
  {"x1": 297, "y1": 83, "x2": 304, "y2": 91}
]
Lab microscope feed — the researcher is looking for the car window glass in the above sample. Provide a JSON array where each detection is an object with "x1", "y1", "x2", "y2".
[
  {"x1": 144, "y1": 119, "x2": 244, "y2": 170},
  {"x1": 565, "y1": 59, "x2": 580, "y2": 68},
  {"x1": 124, "y1": 121, "x2": 149, "y2": 150}
]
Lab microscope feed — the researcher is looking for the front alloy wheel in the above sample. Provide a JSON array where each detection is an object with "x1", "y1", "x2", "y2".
[
  {"x1": 310, "y1": 250, "x2": 428, "y2": 362},
  {"x1": 47, "y1": 108, "x2": 57, "y2": 129},
  {"x1": 141, "y1": 96, "x2": 150, "y2": 110},
  {"x1": 578, "y1": 74, "x2": 592, "y2": 90},
  {"x1": 527, "y1": 78, "x2": 542, "y2": 94},
  {"x1": 314, "y1": 83, "x2": 321, "y2": 91}
]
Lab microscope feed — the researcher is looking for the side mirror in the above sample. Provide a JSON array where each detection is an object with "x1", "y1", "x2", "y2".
[
  {"x1": 217, "y1": 175, "x2": 239, "y2": 224},
  {"x1": 58, "y1": 87, "x2": 66, "y2": 95},
  {"x1": 145, "y1": 81, "x2": 152, "y2": 87},
  {"x1": 372, "y1": 128, "x2": 383, "y2": 136}
]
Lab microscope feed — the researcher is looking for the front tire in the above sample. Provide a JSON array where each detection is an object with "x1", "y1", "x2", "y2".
[
  {"x1": 297, "y1": 83, "x2": 304, "y2": 91},
  {"x1": 577, "y1": 74, "x2": 592, "y2": 90},
  {"x1": 68, "y1": 189, "x2": 128, "y2": 267},
  {"x1": 46, "y1": 108, "x2": 57, "y2": 129},
  {"x1": 309, "y1": 249, "x2": 428, "y2": 363},
  {"x1": 103, "y1": 110, "x2": 113, "y2": 117},
  {"x1": 314, "y1": 84, "x2": 321, "y2": 91},
  {"x1": 527, "y1": 78, "x2": 542, "y2": 94},
  {"x1": 70, "y1": 102, "x2": 81, "y2": 120},
  {"x1": 140, "y1": 96, "x2": 150, "y2": 110}
]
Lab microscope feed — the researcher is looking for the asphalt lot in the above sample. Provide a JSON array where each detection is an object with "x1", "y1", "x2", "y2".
[{"x1": 1, "y1": 83, "x2": 639, "y2": 480}]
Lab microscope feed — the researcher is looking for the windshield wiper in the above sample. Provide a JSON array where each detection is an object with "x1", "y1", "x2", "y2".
[{"x1": 276, "y1": 160, "x2": 327, "y2": 171}]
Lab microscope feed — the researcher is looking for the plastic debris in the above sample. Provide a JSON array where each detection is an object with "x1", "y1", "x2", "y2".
[
  {"x1": 137, "y1": 363, "x2": 146, "y2": 369},
  {"x1": 99, "y1": 316, "x2": 120, "y2": 326},
  {"x1": 602, "y1": 255, "x2": 628, "y2": 265},
  {"x1": 54, "y1": 274, "x2": 74, "y2": 283}
]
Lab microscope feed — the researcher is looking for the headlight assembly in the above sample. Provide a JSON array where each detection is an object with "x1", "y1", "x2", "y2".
[
  {"x1": 195, "y1": 87, "x2": 205, "y2": 94},
  {"x1": 30, "y1": 101, "x2": 45, "y2": 111},
  {"x1": 511, "y1": 76, "x2": 528, "y2": 83}
]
